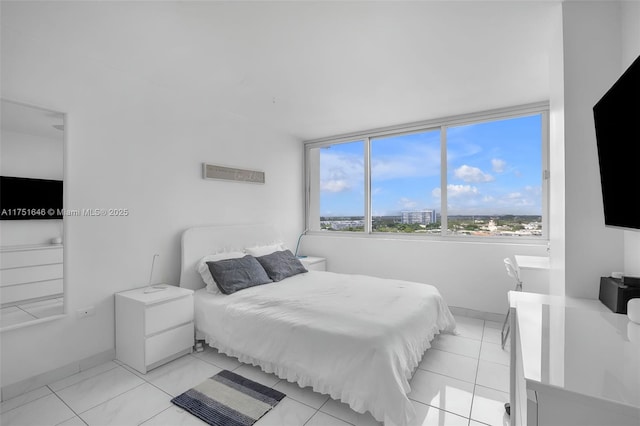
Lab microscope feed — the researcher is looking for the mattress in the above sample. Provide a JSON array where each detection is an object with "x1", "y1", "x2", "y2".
[{"x1": 194, "y1": 270, "x2": 456, "y2": 426}]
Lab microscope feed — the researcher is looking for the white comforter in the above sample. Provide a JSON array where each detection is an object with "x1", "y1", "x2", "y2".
[{"x1": 194, "y1": 271, "x2": 456, "y2": 426}]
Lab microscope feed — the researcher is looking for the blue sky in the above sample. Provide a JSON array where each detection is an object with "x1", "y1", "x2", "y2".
[{"x1": 319, "y1": 114, "x2": 542, "y2": 217}]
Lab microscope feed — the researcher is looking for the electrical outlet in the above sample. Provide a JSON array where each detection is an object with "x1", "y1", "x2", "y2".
[{"x1": 77, "y1": 306, "x2": 95, "y2": 319}]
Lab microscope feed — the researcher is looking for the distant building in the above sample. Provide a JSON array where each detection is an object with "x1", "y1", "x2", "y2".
[{"x1": 401, "y1": 210, "x2": 436, "y2": 225}]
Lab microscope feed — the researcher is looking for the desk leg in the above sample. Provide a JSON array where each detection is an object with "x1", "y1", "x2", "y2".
[{"x1": 509, "y1": 306, "x2": 517, "y2": 424}]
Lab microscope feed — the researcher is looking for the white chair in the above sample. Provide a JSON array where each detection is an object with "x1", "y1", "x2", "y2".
[{"x1": 501, "y1": 257, "x2": 523, "y2": 349}]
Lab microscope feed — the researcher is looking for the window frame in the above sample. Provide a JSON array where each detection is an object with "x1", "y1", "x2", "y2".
[{"x1": 304, "y1": 102, "x2": 550, "y2": 243}]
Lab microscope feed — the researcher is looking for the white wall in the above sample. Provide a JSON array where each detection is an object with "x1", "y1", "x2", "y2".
[
  {"x1": 548, "y1": 2, "x2": 566, "y2": 298},
  {"x1": 549, "y1": 1, "x2": 639, "y2": 296},
  {"x1": 3, "y1": 0, "x2": 636, "y2": 393},
  {"x1": 1, "y1": 130, "x2": 63, "y2": 180},
  {"x1": 300, "y1": 235, "x2": 547, "y2": 315},
  {"x1": 558, "y1": 1, "x2": 625, "y2": 298},
  {"x1": 621, "y1": 1, "x2": 640, "y2": 277},
  {"x1": 0, "y1": 5, "x2": 303, "y2": 388},
  {"x1": 0, "y1": 129, "x2": 64, "y2": 246},
  {"x1": 303, "y1": 0, "x2": 640, "y2": 311}
]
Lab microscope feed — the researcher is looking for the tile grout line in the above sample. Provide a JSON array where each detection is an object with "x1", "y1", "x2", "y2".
[
  {"x1": 0, "y1": 390, "x2": 52, "y2": 416},
  {"x1": 137, "y1": 371, "x2": 178, "y2": 399},
  {"x1": 140, "y1": 354, "x2": 258, "y2": 423},
  {"x1": 112, "y1": 356, "x2": 222, "y2": 425},
  {"x1": 468, "y1": 320, "x2": 486, "y2": 422},
  {"x1": 301, "y1": 407, "x2": 322, "y2": 426},
  {"x1": 408, "y1": 317, "x2": 483, "y2": 424},
  {"x1": 2, "y1": 361, "x2": 121, "y2": 419},
  {"x1": 472, "y1": 321, "x2": 511, "y2": 425},
  {"x1": 315, "y1": 398, "x2": 357, "y2": 425},
  {"x1": 49, "y1": 362, "x2": 121, "y2": 393},
  {"x1": 460, "y1": 319, "x2": 487, "y2": 426},
  {"x1": 407, "y1": 396, "x2": 471, "y2": 423},
  {"x1": 201, "y1": 347, "x2": 445, "y2": 425},
  {"x1": 156, "y1": 353, "x2": 319, "y2": 425},
  {"x1": 274, "y1": 389, "x2": 329, "y2": 413},
  {"x1": 48, "y1": 385, "x2": 87, "y2": 426},
  {"x1": 425, "y1": 346, "x2": 480, "y2": 360},
  {"x1": 140, "y1": 406, "x2": 175, "y2": 425},
  {"x1": 188, "y1": 354, "x2": 329, "y2": 425},
  {"x1": 6, "y1": 326, "x2": 507, "y2": 426},
  {"x1": 416, "y1": 365, "x2": 478, "y2": 387},
  {"x1": 127, "y1": 377, "x2": 175, "y2": 426},
  {"x1": 316, "y1": 406, "x2": 358, "y2": 426},
  {"x1": 61, "y1": 380, "x2": 149, "y2": 418}
]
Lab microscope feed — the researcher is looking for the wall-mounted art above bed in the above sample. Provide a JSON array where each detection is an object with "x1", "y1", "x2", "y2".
[{"x1": 202, "y1": 163, "x2": 265, "y2": 184}]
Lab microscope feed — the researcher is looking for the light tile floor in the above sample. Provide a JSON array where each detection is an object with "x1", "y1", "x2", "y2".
[{"x1": 0, "y1": 315, "x2": 511, "y2": 426}]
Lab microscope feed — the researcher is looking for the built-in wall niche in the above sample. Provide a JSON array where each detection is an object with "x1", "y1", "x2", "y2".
[{"x1": 0, "y1": 99, "x2": 66, "y2": 331}]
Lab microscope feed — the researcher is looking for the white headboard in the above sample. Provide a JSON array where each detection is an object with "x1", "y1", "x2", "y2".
[{"x1": 179, "y1": 223, "x2": 280, "y2": 290}]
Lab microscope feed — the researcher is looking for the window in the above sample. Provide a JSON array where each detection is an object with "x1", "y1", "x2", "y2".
[
  {"x1": 305, "y1": 104, "x2": 548, "y2": 239},
  {"x1": 308, "y1": 140, "x2": 365, "y2": 232},
  {"x1": 371, "y1": 129, "x2": 441, "y2": 234},
  {"x1": 445, "y1": 114, "x2": 544, "y2": 237}
]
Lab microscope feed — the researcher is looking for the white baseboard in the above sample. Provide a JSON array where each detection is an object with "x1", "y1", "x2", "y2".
[
  {"x1": 449, "y1": 305, "x2": 506, "y2": 323},
  {"x1": 1, "y1": 348, "x2": 115, "y2": 402}
]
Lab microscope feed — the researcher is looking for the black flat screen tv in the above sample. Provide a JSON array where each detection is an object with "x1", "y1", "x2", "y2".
[
  {"x1": 593, "y1": 54, "x2": 640, "y2": 231},
  {"x1": 0, "y1": 176, "x2": 63, "y2": 220}
]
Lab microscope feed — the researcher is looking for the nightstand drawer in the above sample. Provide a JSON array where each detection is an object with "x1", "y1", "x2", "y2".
[
  {"x1": 145, "y1": 322, "x2": 194, "y2": 366},
  {"x1": 145, "y1": 295, "x2": 193, "y2": 335}
]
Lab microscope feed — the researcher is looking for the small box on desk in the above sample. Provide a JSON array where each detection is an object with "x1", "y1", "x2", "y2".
[{"x1": 599, "y1": 276, "x2": 640, "y2": 314}]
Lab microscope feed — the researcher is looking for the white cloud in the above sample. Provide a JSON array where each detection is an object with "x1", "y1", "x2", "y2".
[
  {"x1": 371, "y1": 144, "x2": 440, "y2": 181},
  {"x1": 321, "y1": 179, "x2": 351, "y2": 193},
  {"x1": 524, "y1": 185, "x2": 541, "y2": 195},
  {"x1": 398, "y1": 197, "x2": 418, "y2": 209},
  {"x1": 453, "y1": 165, "x2": 494, "y2": 183},
  {"x1": 493, "y1": 191, "x2": 536, "y2": 209},
  {"x1": 320, "y1": 143, "x2": 441, "y2": 194},
  {"x1": 435, "y1": 184, "x2": 541, "y2": 215},
  {"x1": 492, "y1": 158, "x2": 506, "y2": 173},
  {"x1": 448, "y1": 184, "x2": 479, "y2": 198},
  {"x1": 446, "y1": 128, "x2": 483, "y2": 162},
  {"x1": 516, "y1": 199, "x2": 535, "y2": 207},
  {"x1": 320, "y1": 151, "x2": 363, "y2": 194}
]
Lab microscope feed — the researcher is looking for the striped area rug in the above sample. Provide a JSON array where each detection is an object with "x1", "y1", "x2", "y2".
[{"x1": 171, "y1": 369, "x2": 286, "y2": 426}]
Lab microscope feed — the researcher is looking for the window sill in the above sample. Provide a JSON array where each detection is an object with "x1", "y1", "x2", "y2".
[{"x1": 305, "y1": 230, "x2": 549, "y2": 246}]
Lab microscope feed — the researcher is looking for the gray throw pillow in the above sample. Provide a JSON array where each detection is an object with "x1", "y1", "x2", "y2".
[
  {"x1": 206, "y1": 255, "x2": 272, "y2": 295},
  {"x1": 256, "y1": 249, "x2": 308, "y2": 282}
]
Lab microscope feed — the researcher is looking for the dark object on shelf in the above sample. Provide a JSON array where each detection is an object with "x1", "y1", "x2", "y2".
[
  {"x1": 505, "y1": 402, "x2": 510, "y2": 416},
  {"x1": 599, "y1": 276, "x2": 640, "y2": 314},
  {"x1": 623, "y1": 275, "x2": 640, "y2": 288}
]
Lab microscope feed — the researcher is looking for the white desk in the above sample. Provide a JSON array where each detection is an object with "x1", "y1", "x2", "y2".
[
  {"x1": 514, "y1": 255, "x2": 550, "y2": 294},
  {"x1": 509, "y1": 292, "x2": 640, "y2": 426},
  {"x1": 514, "y1": 255, "x2": 550, "y2": 270}
]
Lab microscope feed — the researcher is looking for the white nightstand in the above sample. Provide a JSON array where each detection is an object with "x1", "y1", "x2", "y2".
[
  {"x1": 299, "y1": 256, "x2": 327, "y2": 271},
  {"x1": 115, "y1": 285, "x2": 194, "y2": 374}
]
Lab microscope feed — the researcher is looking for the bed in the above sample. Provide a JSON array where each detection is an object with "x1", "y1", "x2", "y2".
[{"x1": 179, "y1": 224, "x2": 456, "y2": 426}]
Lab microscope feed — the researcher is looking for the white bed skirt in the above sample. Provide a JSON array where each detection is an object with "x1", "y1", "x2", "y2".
[{"x1": 194, "y1": 271, "x2": 456, "y2": 426}]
